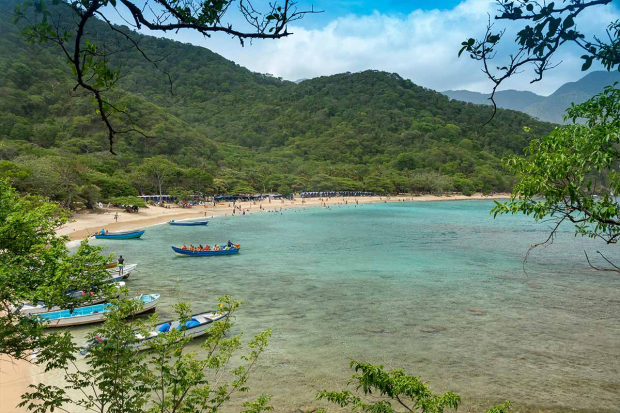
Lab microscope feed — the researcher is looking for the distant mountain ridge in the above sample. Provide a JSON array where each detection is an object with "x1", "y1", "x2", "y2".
[{"x1": 443, "y1": 71, "x2": 620, "y2": 124}]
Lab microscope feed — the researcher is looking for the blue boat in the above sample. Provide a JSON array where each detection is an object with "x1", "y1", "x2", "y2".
[
  {"x1": 94, "y1": 229, "x2": 145, "y2": 239},
  {"x1": 171, "y1": 246, "x2": 240, "y2": 256},
  {"x1": 169, "y1": 220, "x2": 209, "y2": 226},
  {"x1": 38, "y1": 294, "x2": 160, "y2": 328}
]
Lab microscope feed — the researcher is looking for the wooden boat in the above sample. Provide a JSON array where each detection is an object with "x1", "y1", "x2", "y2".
[
  {"x1": 81, "y1": 311, "x2": 228, "y2": 354},
  {"x1": 85, "y1": 262, "x2": 117, "y2": 270},
  {"x1": 94, "y1": 229, "x2": 145, "y2": 240},
  {"x1": 18, "y1": 282, "x2": 126, "y2": 315},
  {"x1": 169, "y1": 220, "x2": 209, "y2": 226},
  {"x1": 171, "y1": 246, "x2": 240, "y2": 256},
  {"x1": 38, "y1": 294, "x2": 160, "y2": 328}
]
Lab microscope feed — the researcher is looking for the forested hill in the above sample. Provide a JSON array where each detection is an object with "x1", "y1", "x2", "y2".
[{"x1": 0, "y1": 0, "x2": 554, "y2": 205}]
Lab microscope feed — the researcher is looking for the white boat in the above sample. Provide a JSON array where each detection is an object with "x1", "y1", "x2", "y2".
[
  {"x1": 134, "y1": 311, "x2": 228, "y2": 350},
  {"x1": 81, "y1": 311, "x2": 228, "y2": 353},
  {"x1": 106, "y1": 263, "x2": 137, "y2": 278},
  {"x1": 38, "y1": 294, "x2": 160, "y2": 328},
  {"x1": 19, "y1": 282, "x2": 126, "y2": 315}
]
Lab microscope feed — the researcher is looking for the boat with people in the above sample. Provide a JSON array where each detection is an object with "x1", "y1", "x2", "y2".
[
  {"x1": 169, "y1": 220, "x2": 209, "y2": 226},
  {"x1": 37, "y1": 294, "x2": 160, "y2": 328},
  {"x1": 171, "y1": 242, "x2": 240, "y2": 256},
  {"x1": 94, "y1": 229, "x2": 145, "y2": 239},
  {"x1": 80, "y1": 310, "x2": 228, "y2": 354},
  {"x1": 17, "y1": 282, "x2": 126, "y2": 315}
]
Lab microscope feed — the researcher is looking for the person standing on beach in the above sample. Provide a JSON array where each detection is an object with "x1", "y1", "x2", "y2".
[
  {"x1": 114, "y1": 212, "x2": 118, "y2": 222},
  {"x1": 118, "y1": 255, "x2": 125, "y2": 276}
]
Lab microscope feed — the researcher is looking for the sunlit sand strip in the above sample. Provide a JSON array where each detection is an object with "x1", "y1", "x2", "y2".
[{"x1": 57, "y1": 193, "x2": 510, "y2": 242}]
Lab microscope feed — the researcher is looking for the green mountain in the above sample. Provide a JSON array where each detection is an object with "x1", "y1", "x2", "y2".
[
  {"x1": 443, "y1": 71, "x2": 620, "y2": 124},
  {"x1": 0, "y1": 0, "x2": 554, "y2": 205}
]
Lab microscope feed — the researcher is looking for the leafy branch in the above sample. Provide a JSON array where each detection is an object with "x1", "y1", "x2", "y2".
[
  {"x1": 459, "y1": 0, "x2": 618, "y2": 122},
  {"x1": 317, "y1": 360, "x2": 510, "y2": 413}
]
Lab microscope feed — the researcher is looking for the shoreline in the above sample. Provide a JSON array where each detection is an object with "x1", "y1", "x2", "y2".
[{"x1": 57, "y1": 193, "x2": 510, "y2": 241}]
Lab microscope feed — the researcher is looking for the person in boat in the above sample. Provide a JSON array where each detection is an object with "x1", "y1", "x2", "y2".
[
  {"x1": 227, "y1": 240, "x2": 233, "y2": 248},
  {"x1": 100, "y1": 229, "x2": 105, "y2": 235},
  {"x1": 198, "y1": 244, "x2": 203, "y2": 251},
  {"x1": 181, "y1": 244, "x2": 187, "y2": 250},
  {"x1": 118, "y1": 255, "x2": 125, "y2": 276},
  {"x1": 205, "y1": 245, "x2": 211, "y2": 251}
]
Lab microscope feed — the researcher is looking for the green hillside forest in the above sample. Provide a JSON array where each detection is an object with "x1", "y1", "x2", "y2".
[{"x1": 0, "y1": 0, "x2": 555, "y2": 207}]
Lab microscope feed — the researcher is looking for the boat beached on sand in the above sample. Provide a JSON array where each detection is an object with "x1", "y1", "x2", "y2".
[
  {"x1": 169, "y1": 220, "x2": 209, "y2": 226},
  {"x1": 94, "y1": 229, "x2": 145, "y2": 240},
  {"x1": 81, "y1": 310, "x2": 228, "y2": 353},
  {"x1": 37, "y1": 294, "x2": 160, "y2": 328}
]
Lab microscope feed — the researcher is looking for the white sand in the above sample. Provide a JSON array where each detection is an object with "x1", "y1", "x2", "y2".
[{"x1": 56, "y1": 193, "x2": 509, "y2": 241}]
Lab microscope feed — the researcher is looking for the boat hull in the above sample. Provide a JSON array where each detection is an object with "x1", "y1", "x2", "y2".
[
  {"x1": 135, "y1": 312, "x2": 227, "y2": 350},
  {"x1": 82, "y1": 312, "x2": 228, "y2": 353},
  {"x1": 21, "y1": 283, "x2": 126, "y2": 315},
  {"x1": 169, "y1": 221, "x2": 209, "y2": 226},
  {"x1": 39, "y1": 294, "x2": 159, "y2": 328},
  {"x1": 94, "y1": 230, "x2": 145, "y2": 240},
  {"x1": 106, "y1": 263, "x2": 137, "y2": 278},
  {"x1": 20, "y1": 297, "x2": 108, "y2": 315},
  {"x1": 171, "y1": 246, "x2": 239, "y2": 256}
]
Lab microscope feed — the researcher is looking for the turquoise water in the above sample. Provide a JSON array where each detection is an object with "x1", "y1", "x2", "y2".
[{"x1": 87, "y1": 201, "x2": 620, "y2": 412}]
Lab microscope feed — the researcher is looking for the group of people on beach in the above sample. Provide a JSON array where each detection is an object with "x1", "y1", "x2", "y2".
[{"x1": 180, "y1": 240, "x2": 237, "y2": 251}]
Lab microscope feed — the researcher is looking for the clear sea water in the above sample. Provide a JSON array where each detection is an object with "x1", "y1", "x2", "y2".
[{"x1": 85, "y1": 201, "x2": 620, "y2": 412}]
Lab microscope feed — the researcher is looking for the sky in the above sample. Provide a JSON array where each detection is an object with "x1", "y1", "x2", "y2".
[{"x1": 105, "y1": 0, "x2": 620, "y2": 96}]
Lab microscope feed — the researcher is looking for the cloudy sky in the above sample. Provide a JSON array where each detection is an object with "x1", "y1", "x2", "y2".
[{"x1": 107, "y1": 0, "x2": 620, "y2": 96}]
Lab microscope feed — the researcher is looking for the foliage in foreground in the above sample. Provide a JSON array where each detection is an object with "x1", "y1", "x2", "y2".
[
  {"x1": 492, "y1": 86, "x2": 620, "y2": 267},
  {"x1": 0, "y1": 178, "x2": 113, "y2": 362},
  {"x1": 317, "y1": 361, "x2": 510, "y2": 413},
  {"x1": 19, "y1": 296, "x2": 273, "y2": 413}
]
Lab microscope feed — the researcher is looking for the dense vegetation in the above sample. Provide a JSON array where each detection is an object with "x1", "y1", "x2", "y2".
[{"x1": 0, "y1": 0, "x2": 554, "y2": 207}]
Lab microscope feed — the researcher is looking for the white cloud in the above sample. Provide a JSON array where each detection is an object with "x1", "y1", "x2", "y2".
[{"x1": 131, "y1": 0, "x2": 620, "y2": 95}]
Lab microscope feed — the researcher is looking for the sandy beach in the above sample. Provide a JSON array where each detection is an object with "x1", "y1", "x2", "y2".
[
  {"x1": 0, "y1": 357, "x2": 46, "y2": 413},
  {"x1": 57, "y1": 193, "x2": 509, "y2": 241}
]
